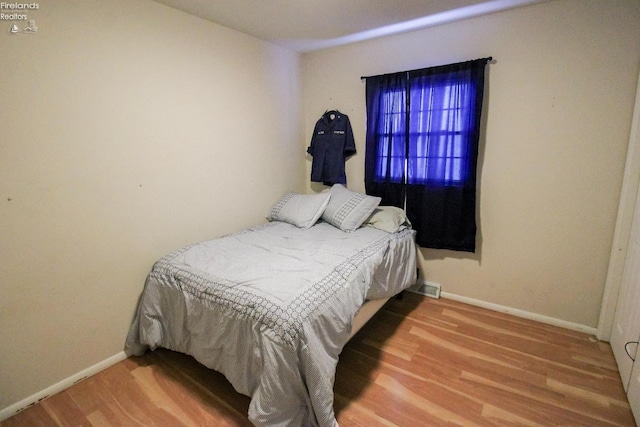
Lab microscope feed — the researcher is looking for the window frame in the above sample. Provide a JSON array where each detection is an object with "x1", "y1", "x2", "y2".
[{"x1": 373, "y1": 75, "x2": 476, "y2": 186}]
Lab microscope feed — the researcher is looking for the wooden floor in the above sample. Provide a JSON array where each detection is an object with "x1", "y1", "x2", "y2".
[{"x1": 2, "y1": 293, "x2": 636, "y2": 426}]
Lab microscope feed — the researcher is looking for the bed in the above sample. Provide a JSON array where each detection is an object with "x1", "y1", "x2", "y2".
[{"x1": 125, "y1": 184, "x2": 417, "y2": 427}]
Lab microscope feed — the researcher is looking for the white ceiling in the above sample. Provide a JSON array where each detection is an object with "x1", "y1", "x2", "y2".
[{"x1": 150, "y1": 0, "x2": 548, "y2": 52}]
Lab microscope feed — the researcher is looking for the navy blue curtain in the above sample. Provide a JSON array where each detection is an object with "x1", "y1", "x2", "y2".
[
  {"x1": 364, "y1": 72, "x2": 407, "y2": 208},
  {"x1": 365, "y1": 58, "x2": 489, "y2": 252}
]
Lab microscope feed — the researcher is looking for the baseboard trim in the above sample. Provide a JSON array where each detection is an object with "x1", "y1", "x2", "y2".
[
  {"x1": 0, "y1": 351, "x2": 128, "y2": 422},
  {"x1": 440, "y1": 292, "x2": 598, "y2": 336}
]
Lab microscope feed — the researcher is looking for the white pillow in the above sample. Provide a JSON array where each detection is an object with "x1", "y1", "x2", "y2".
[
  {"x1": 321, "y1": 184, "x2": 381, "y2": 232},
  {"x1": 364, "y1": 206, "x2": 411, "y2": 233},
  {"x1": 267, "y1": 192, "x2": 331, "y2": 229}
]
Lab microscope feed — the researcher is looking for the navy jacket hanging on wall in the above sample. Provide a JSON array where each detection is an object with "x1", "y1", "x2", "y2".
[{"x1": 307, "y1": 110, "x2": 356, "y2": 185}]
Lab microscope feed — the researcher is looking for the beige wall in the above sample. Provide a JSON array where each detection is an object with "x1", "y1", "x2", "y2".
[
  {"x1": 0, "y1": 0, "x2": 303, "y2": 410},
  {"x1": 302, "y1": 0, "x2": 640, "y2": 327}
]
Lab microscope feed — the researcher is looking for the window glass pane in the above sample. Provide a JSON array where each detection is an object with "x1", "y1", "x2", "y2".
[
  {"x1": 406, "y1": 77, "x2": 473, "y2": 184},
  {"x1": 373, "y1": 71, "x2": 476, "y2": 186},
  {"x1": 453, "y1": 134, "x2": 464, "y2": 158},
  {"x1": 374, "y1": 88, "x2": 405, "y2": 182}
]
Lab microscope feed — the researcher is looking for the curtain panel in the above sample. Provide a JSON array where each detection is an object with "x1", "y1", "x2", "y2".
[
  {"x1": 364, "y1": 58, "x2": 489, "y2": 252},
  {"x1": 364, "y1": 71, "x2": 407, "y2": 208}
]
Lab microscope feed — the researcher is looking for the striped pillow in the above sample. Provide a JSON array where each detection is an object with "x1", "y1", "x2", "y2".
[
  {"x1": 267, "y1": 192, "x2": 331, "y2": 229},
  {"x1": 321, "y1": 184, "x2": 381, "y2": 232}
]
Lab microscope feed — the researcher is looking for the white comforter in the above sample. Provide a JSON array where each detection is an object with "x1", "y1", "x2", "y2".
[{"x1": 126, "y1": 221, "x2": 416, "y2": 426}]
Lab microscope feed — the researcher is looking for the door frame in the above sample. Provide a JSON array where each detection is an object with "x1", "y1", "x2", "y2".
[{"x1": 598, "y1": 72, "x2": 640, "y2": 341}]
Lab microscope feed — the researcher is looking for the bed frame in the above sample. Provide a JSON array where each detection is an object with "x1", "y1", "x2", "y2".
[{"x1": 348, "y1": 297, "x2": 392, "y2": 340}]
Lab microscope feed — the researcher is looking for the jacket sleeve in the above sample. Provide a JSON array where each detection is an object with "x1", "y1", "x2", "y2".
[
  {"x1": 307, "y1": 123, "x2": 318, "y2": 156},
  {"x1": 343, "y1": 117, "x2": 356, "y2": 157}
]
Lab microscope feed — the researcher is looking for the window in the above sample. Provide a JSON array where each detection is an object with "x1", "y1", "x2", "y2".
[
  {"x1": 373, "y1": 75, "x2": 476, "y2": 185},
  {"x1": 364, "y1": 58, "x2": 490, "y2": 252},
  {"x1": 374, "y1": 88, "x2": 406, "y2": 184}
]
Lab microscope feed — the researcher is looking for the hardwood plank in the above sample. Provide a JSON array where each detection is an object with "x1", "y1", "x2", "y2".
[
  {"x1": 2, "y1": 293, "x2": 635, "y2": 426},
  {"x1": 40, "y1": 392, "x2": 90, "y2": 427}
]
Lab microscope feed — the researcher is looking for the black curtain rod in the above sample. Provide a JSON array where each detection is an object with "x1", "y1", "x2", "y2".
[{"x1": 360, "y1": 56, "x2": 493, "y2": 80}]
